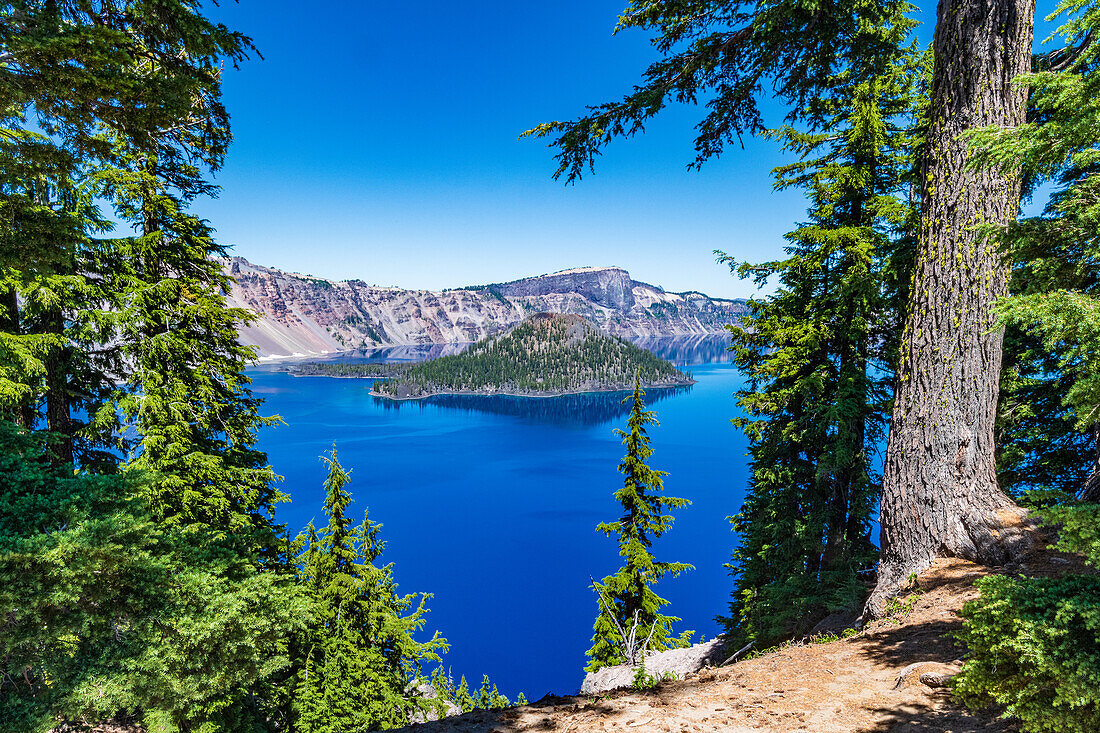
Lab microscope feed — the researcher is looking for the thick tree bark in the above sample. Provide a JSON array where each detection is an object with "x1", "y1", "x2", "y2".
[
  {"x1": 866, "y1": 0, "x2": 1036, "y2": 615},
  {"x1": 44, "y1": 307, "x2": 72, "y2": 466},
  {"x1": 1, "y1": 287, "x2": 35, "y2": 429},
  {"x1": 1081, "y1": 426, "x2": 1100, "y2": 503}
]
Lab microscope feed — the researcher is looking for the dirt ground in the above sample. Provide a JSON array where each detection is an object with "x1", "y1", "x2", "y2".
[{"x1": 399, "y1": 558, "x2": 1022, "y2": 733}]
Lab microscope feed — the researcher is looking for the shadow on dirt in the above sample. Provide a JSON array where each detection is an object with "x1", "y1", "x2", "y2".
[
  {"x1": 857, "y1": 614, "x2": 969, "y2": 668},
  {"x1": 855, "y1": 699, "x2": 1016, "y2": 732}
]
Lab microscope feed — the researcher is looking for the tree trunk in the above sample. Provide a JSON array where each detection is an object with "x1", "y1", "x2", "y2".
[
  {"x1": 866, "y1": 0, "x2": 1036, "y2": 616},
  {"x1": 44, "y1": 307, "x2": 72, "y2": 466},
  {"x1": 1, "y1": 287, "x2": 35, "y2": 429},
  {"x1": 1081, "y1": 426, "x2": 1100, "y2": 503}
]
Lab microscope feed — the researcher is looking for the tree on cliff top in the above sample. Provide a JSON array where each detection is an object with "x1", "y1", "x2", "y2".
[
  {"x1": 721, "y1": 4, "x2": 921, "y2": 643},
  {"x1": 527, "y1": 0, "x2": 1039, "y2": 616},
  {"x1": 587, "y1": 378, "x2": 693, "y2": 672}
]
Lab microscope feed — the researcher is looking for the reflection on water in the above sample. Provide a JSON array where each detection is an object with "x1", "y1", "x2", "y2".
[
  {"x1": 331, "y1": 342, "x2": 472, "y2": 362},
  {"x1": 372, "y1": 385, "x2": 691, "y2": 427},
  {"x1": 631, "y1": 334, "x2": 733, "y2": 366},
  {"x1": 252, "y1": 335, "x2": 732, "y2": 372}
]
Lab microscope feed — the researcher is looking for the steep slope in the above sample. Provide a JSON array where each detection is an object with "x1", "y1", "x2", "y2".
[
  {"x1": 369, "y1": 313, "x2": 693, "y2": 399},
  {"x1": 395, "y1": 558, "x2": 1033, "y2": 733},
  {"x1": 222, "y1": 258, "x2": 747, "y2": 358}
]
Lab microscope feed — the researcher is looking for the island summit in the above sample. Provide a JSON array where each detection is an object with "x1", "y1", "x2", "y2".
[{"x1": 293, "y1": 313, "x2": 695, "y2": 399}]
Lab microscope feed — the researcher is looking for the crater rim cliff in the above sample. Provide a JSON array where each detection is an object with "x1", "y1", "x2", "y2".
[{"x1": 223, "y1": 257, "x2": 748, "y2": 359}]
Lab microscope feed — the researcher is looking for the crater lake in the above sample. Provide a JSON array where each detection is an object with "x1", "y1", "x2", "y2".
[{"x1": 249, "y1": 335, "x2": 748, "y2": 699}]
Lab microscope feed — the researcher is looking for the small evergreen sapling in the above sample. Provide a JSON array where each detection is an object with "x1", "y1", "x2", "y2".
[{"x1": 586, "y1": 378, "x2": 693, "y2": 673}]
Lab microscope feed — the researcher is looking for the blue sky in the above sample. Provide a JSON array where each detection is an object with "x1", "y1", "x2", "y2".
[
  {"x1": 200, "y1": 1, "x2": 1079, "y2": 299},
  {"x1": 199, "y1": 0, "x2": 814, "y2": 299}
]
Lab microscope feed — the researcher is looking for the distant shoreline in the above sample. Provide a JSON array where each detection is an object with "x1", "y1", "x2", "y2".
[
  {"x1": 368, "y1": 380, "x2": 696, "y2": 401},
  {"x1": 287, "y1": 372, "x2": 387, "y2": 379},
  {"x1": 284, "y1": 371, "x2": 697, "y2": 396}
]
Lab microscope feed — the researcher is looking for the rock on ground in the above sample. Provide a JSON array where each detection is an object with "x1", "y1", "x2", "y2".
[
  {"x1": 579, "y1": 638, "x2": 729, "y2": 695},
  {"x1": 408, "y1": 682, "x2": 464, "y2": 723},
  {"x1": 392, "y1": 556, "x2": 1051, "y2": 732}
]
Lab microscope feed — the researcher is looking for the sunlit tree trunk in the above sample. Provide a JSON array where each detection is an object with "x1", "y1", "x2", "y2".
[
  {"x1": 867, "y1": 0, "x2": 1036, "y2": 615},
  {"x1": 1082, "y1": 427, "x2": 1100, "y2": 503}
]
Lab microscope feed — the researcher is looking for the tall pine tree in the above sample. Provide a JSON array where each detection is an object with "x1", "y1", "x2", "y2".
[
  {"x1": 1, "y1": 3, "x2": 308, "y2": 729},
  {"x1": 0, "y1": 0, "x2": 256, "y2": 469},
  {"x1": 720, "y1": 7, "x2": 922, "y2": 644},
  {"x1": 587, "y1": 379, "x2": 692, "y2": 672}
]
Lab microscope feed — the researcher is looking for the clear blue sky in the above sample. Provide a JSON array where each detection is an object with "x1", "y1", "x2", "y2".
[
  {"x1": 202, "y1": 0, "x2": 1049, "y2": 299},
  {"x1": 199, "y1": 0, "x2": 814, "y2": 299}
]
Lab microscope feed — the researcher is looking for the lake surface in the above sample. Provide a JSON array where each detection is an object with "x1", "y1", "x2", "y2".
[{"x1": 249, "y1": 335, "x2": 748, "y2": 699}]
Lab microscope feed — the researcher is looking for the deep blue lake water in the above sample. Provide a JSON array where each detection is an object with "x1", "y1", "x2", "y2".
[{"x1": 249, "y1": 336, "x2": 748, "y2": 699}]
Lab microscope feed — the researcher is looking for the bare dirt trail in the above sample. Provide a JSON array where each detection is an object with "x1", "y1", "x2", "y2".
[{"x1": 400, "y1": 559, "x2": 1019, "y2": 733}]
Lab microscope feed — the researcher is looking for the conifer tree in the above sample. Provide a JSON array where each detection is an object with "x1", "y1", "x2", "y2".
[
  {"x1": 294, "y1": 450, "x2": 446, "y2": 731},
  {"x1": 0, "y1": 0, "x2": 256, "y2": 468},
  {"x1": 0, "y1": 421, "x2": 306, "y2": 733},
  {"x1": 528, "y1": 0, "x2": 1042, "y2": 616},
  {"x1": 0, "y1": 4, "x2": 308, "y2": 728},
  {"x1": 427, "y1": 668, "x2": 527, "y2": 713},
  {"x1": 94, "y1": 142, "x2": 285, "y2": 558},
  {"x1": 719, "y1": 9, "x2": 922, "y2": 644},
  {"x1": 587, "y1": 379, "x2": 692, "y2": 672}
]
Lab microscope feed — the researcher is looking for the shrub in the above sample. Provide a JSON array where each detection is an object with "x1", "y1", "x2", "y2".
[{"x1": 953, "y1": 573, "x2": 1100, "y2": 732}]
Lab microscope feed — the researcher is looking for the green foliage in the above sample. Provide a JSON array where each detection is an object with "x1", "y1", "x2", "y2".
[
  {"x1": 524, "y1": 0, "x2": 919, "y2": 181},
  {"x1": 0, "y1": 0, "x2": 256, "y2": 466},
  {"x1": 996, "y1": 327, "x2": 1095, "y2": 497},
  {"x1": 971, "y1": 0, "x2": 1100, "y2": 499},
  {"x1": 0, "y1": 5, "x2": 338, "y2": 731},
  {"x1": 292, "y1": 450, "x2": 447, "y2": 732},
  {"x1": 374, "y1": 314, "x2": 690, "y2": 398},
  {"x1": 95, "y1": 148, "x2": 286, "y2": 556},
  {"x1": 954, "y1": 573, "x2": 1100, "y2": 733},
  {"x1": 1039, "y1": 503, "x2": 1100, "y2": 566},
  {"x1": 473, "y1": 675, "x2": 515, "y2": 711},
  {"x1": 631, "y1": 659, "x2": 658, "y2": 691},
  {"x1": 428, "y1": 669, "x2": 476, "y2": 712},
  {"x1": 587, "y1": 381, "x2": 693, "y2": 673},
  {"x1": 0, "y1": 421, "x2": 306, "y2": 733},
  {"x1": 882, "y1": 592, "x2": 921, "y2": 622},
  {"x1": 718, "y1": 5, "x2": 920, "y2": 647}
]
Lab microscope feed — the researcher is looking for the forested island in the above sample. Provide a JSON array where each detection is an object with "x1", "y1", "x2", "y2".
[{"x1": 292, "y1": 313, "x2": 694, "y2": 399}]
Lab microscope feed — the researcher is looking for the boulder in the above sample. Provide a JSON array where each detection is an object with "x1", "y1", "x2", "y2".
[
  {"x1": 407, "y1": 682, "x2": 463, "y2": 724},
  {"x1": 892, "y1": 662, "x2": 959, "y2": 690},
  {"x1": 579, "y1": 638, "x2": 729, "y2": 695}
]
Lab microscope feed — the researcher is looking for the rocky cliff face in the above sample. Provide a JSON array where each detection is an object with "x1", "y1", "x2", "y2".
[
  {"x1": 222, "y1": 257, "x2": 747, "y2": 359},
  {"x1": 495, "y1": 266, "x2": 637, "y2": 310}
]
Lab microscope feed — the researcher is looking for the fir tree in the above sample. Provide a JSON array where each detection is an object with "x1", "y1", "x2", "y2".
[
  {"x1": 93, "y1": 142, "x2": 285, "y2": 558},
  {"x1": 0, "y1": 0, "x2": 256, "y2": 468},
  {"x1": 587, "y1": 379, "x2": 692, "y2": 672},
  {"x1": 427, "y1": 668, "x2": 527, "y2": 713},
  {"x1": 294, "y1": 450, "x2": 447, "y2": 732},
  {"x1": 719, "y1": 9, "x2": 922, "y2": 644},
  {"x1": 0, "y1": 421, "x2": 306, "y2": 733},
  {"x1": 0, "y1": 4, "x2": 304, "y2": 728}
]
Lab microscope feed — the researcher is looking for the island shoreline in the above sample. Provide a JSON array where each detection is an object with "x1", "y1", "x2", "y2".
[{"x1": 368, "y1": 380, "x2": 696, "y2": 401}]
